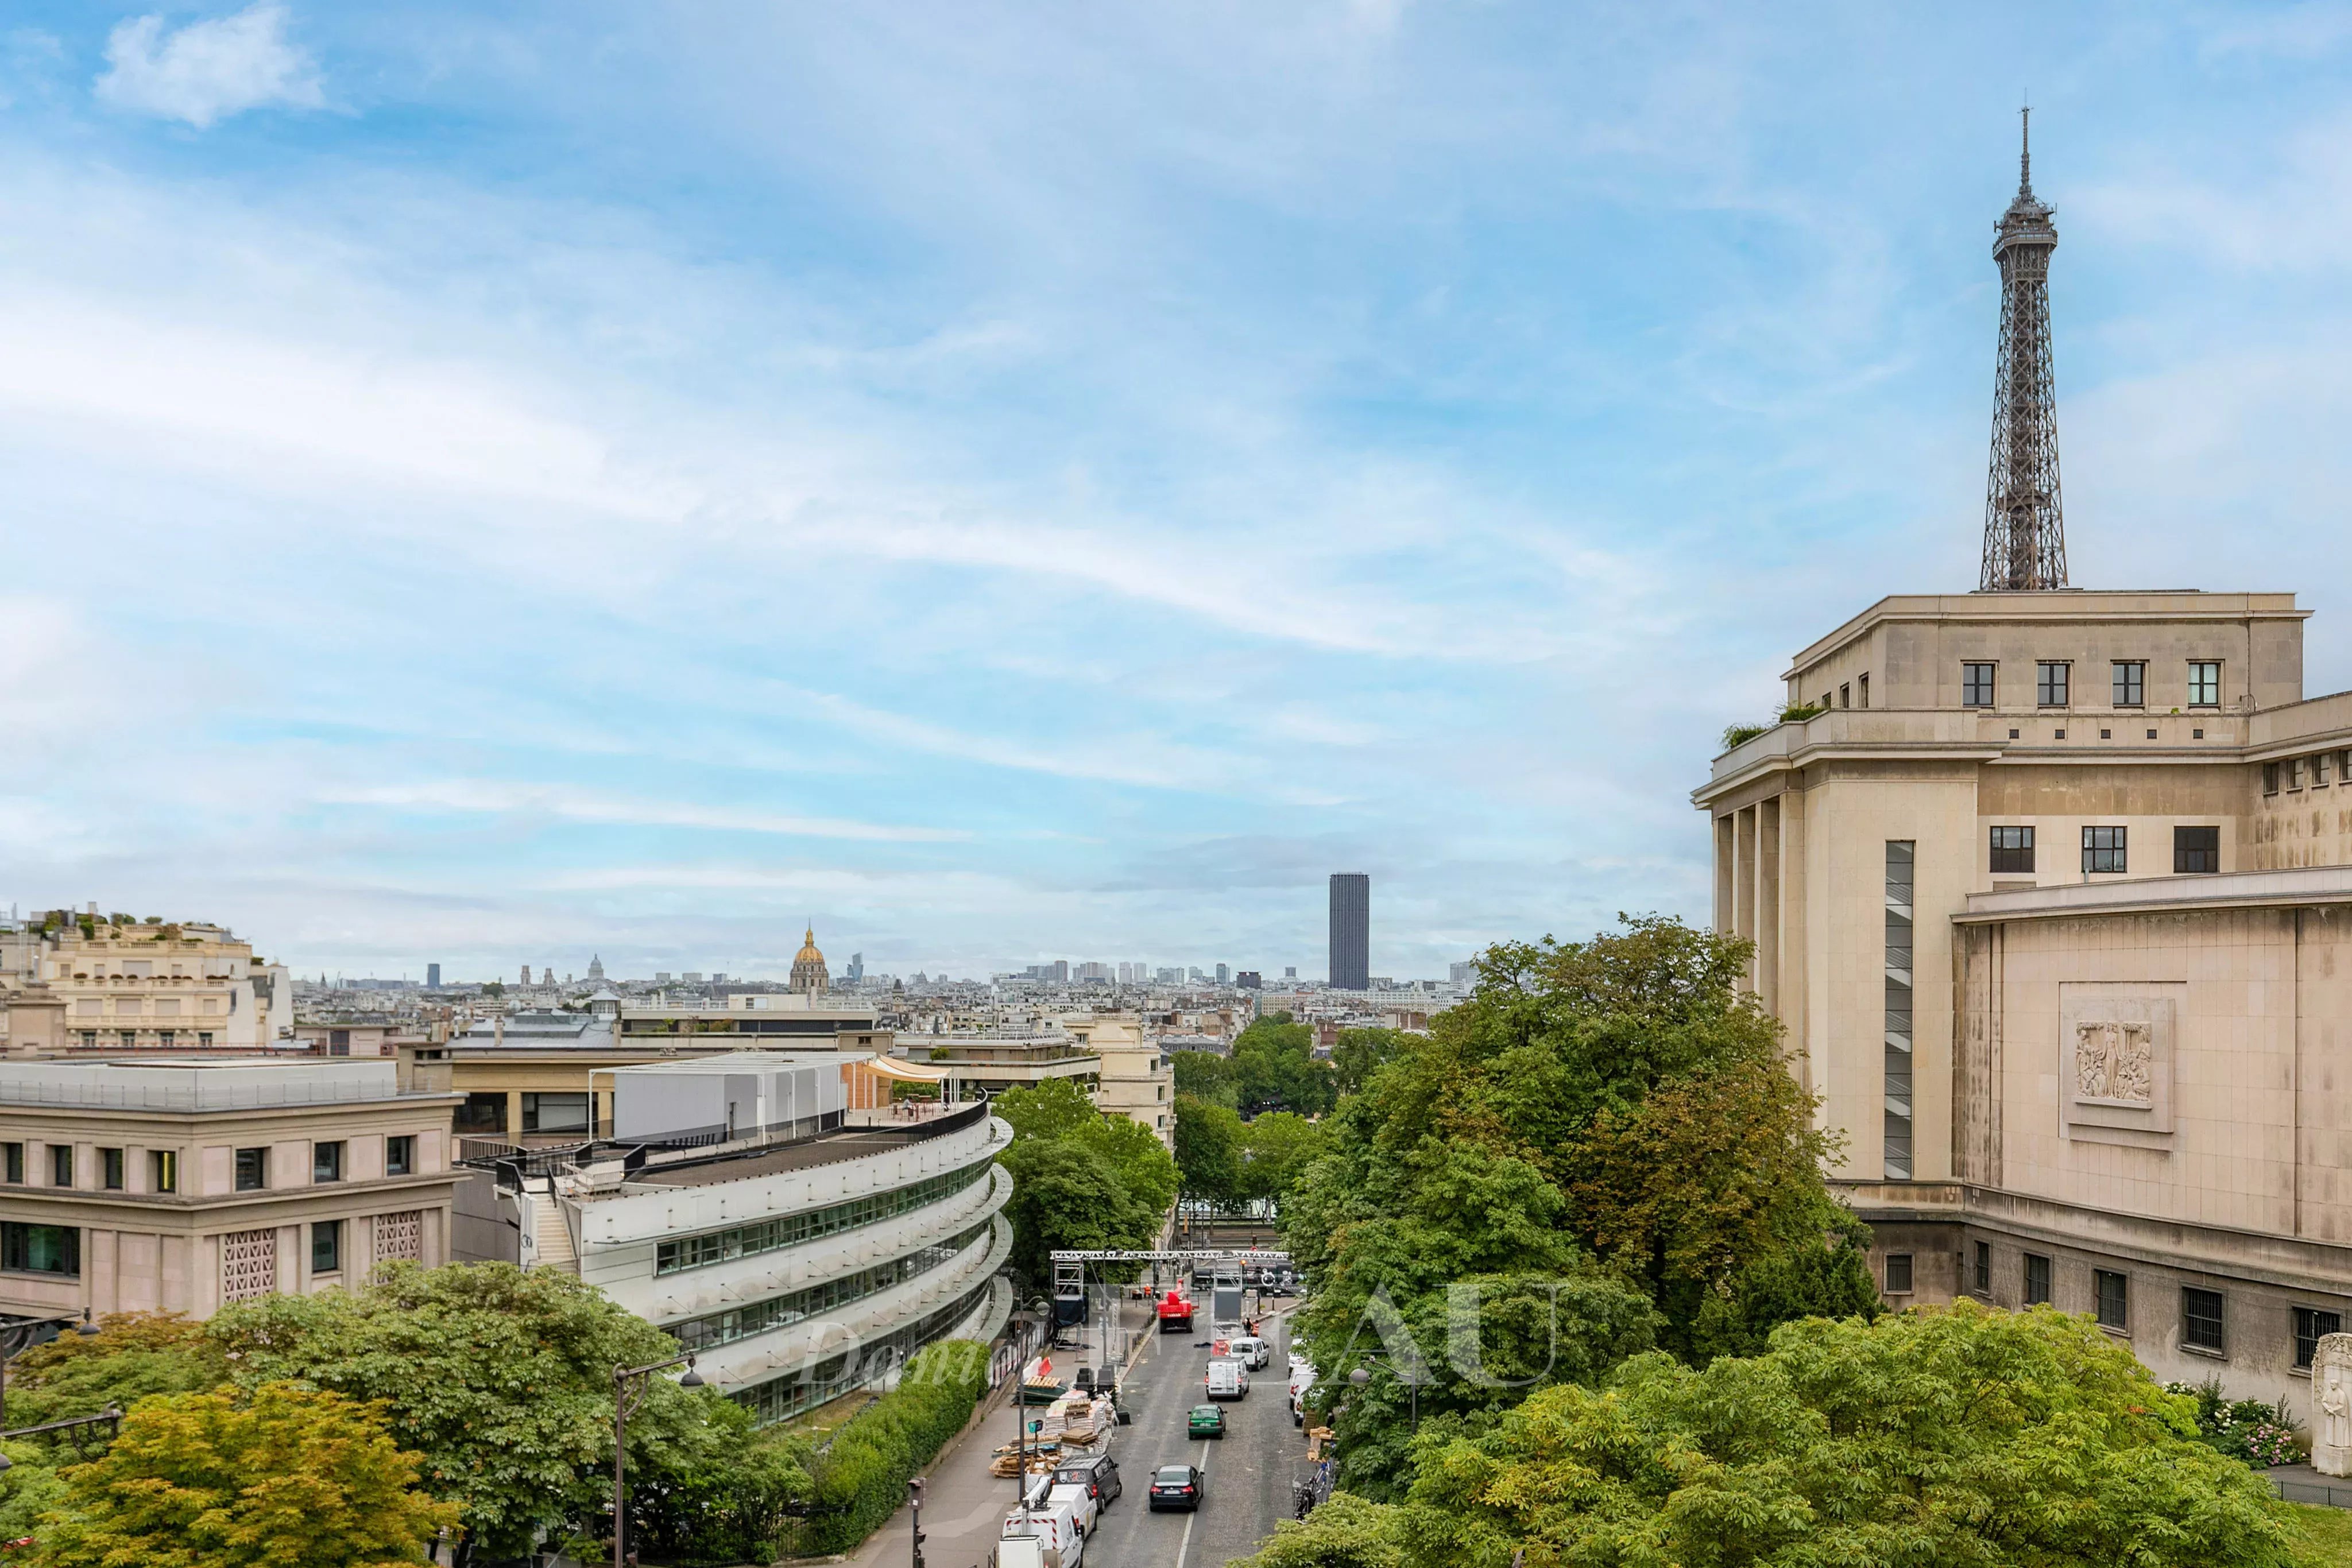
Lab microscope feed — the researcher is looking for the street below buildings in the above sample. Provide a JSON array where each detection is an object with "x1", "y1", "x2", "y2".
[{"x1": 854, "y1": 1298, "x2": 1310, "y2": 1568}]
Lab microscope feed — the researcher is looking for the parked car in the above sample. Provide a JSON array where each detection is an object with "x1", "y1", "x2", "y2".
[
  {"x1": 1188, "y1": 1403, "x2": 1227, "y2": 1439},
  {"x1": 1228, "y1": 1335, "x2": 1271, "y2": 1370},
  {"x1": 1053, "y1": 1453, "x2": 1122, "y2": 1508},
  {"x1": 1149, "y1": 1463, "x2": 1205, "y2": 1512},
  {"x1": 1206, "y1": 1359, "x2": 1249, "y2": 1400}
]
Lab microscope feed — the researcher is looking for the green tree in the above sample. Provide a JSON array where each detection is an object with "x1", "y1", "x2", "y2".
[
  {"x1": 1240, "y1": 1110, "x2": 1329, "y2": 1206},
  {"x1": 1330, "y1": 1027, "x2": 1411, "y2": 1095},
  {"x1": 1171, "y1": 1048, "x2": 1237, "y2": 1108},
  {"x1": 1236, "y1": 1492, "x2": 1407, "y2": 1568},
  {"x1": 1174, "y1": 1092, "x2": 1245, "y2": 1204},
  {"x1": 992, "y1": 1078, "x2": 1178, "y2": 1283},
  {"x1": 2, "y1": 1311, "x2": 227, "y2": 1429},
  {"x1": 1402, "y1": 1300, "x2": 2296, "y2": 1568},
  {"x1": 208, "y1": 1261, "x2": 727, "y2": 1563},
  {"x1": 34, "y1": 1380, "x2": 458, "y2": 1568},
  {"x1": 1232, "y1": 1012, "x2": 1336, "y2": 1115}
]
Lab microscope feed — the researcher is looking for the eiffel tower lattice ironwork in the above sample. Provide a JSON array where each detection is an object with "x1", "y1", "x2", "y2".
[{"x1": 1979, "y1": 107, "x2": 2068, "y2": 591}]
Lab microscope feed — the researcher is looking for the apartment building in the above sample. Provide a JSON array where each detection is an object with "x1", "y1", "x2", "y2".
[
  {"x1": 0, "y1": 1058, "x2": 462, "y2": 1321},
  {"x1": 0, "y1": 914, "x2": 293, "y2": 1054}
]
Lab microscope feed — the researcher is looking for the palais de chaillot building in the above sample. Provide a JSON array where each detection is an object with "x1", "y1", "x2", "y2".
[{"x1": 1697, "y1": 116, "x2": 2352, "y2": 1392}]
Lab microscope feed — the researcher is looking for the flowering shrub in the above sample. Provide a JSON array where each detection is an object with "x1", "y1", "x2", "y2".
[{"x1": 2164, "y1": 1377, "x2": 2306, "y2": 1466}]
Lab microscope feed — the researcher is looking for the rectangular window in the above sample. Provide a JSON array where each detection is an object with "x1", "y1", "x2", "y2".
[
  {"x1": 197, "y1": 1032, "x2": 214, "y2": 1048},
  {"x1": 2082, "y1": 826, "x2": 2127, "y2": 874},
  {"x1": 149, "y1": 1149, "x2": 177, "y2": 1194},
  {"x1": 1962, "y1": 663, "x2": 1997, "y2": 707},
  {"x1": 2037, "y1": 661, "x2": 2070, "y2": 707},
  {"x1": 2175, "y1": 826, "x2": 2221, "y2": 874},
  {"x1": 2024, "y1": 1253, "x2": 2051, "y2": 1306},
  {"x1": 234, "y1": 1147, "x2": 268, "y2": 1192},
  {"x1": 2111, "y1": 661, "x2": 2145, "y2": 707},
  {"x1": 2317, "y1": 753, "x2": 2334, "y2": 788},
  {"x1": 386, "y1": 1135, "x2": 415, "y2": 1177},
  {"x1": 156, "y1": 1031, "x2": 173, "y2": 1048},
  {"x1": 2095, "y1": 1269, "x2": 2128, "y2": 1330},
  {"x1": 328, "y1": 1028, "x2": 351, "y2": 1056},
  {"x1": 311, "y1": 1219, "x2": 342, "y2": 1275},
  {"x1": 2290, "y1": 758, "x2": 2304, "y2": 791},
  {"x1": 2297, "y1": 1307, "x2": 2343, "y2": 1370},
  {"x1": 1884, "y1": 1253, "x2": 1914, "y2": 1294},
  {"x1": 312, "y1": 1141, "x2": 344, "y2": 1183},
  {"x1": 1858, "y1": 673, "x2": 1870, "y2": 708},
  {"x1": 2265, "y1": 762, "x2": 2281, "y2": 795},
  {"x1": 0, "y1": 1222, "x2": 80, "y2": 1277},
  {"x1": 49, "y1": 1145, "x2": 73, "y2": 1188},
  {"x1": 100, "y1": 1148, "x2": 123, "y2": 1191},
  {"x1": 453, "y1": 1093, "x2": 508, "y2": 1134},
  {"x1": 2184, "y1": 1287, "x2": 2226, "y2": 1352},
  {"x1": 2, "y1": 1144, "x2": 19, "y2": 1184},
  {"x1": 1973, "y1": 1240, "x2": 1991, "y2": 1295},
  {"x1": 1839, "y1": 682, "x2": 1851, "y2": 708},
  {"x1": 1883, "y1": 842, "x2": 1915, "y2": 1182},
  {"x1": 1989, "y1": 826, "x2": 2036, "y2": 874},
  {"x1": 118, "y1": 1031, "x2": 137, "y2": 1049},
  {"x1": 521, "y1": 1093, "x2": 591, "y2": 1135},
  {"x1": 2188, "y1": 661, "x2": 2222, "y2": 707}
]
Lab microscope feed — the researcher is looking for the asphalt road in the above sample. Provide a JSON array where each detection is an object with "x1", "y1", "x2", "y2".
[
  {"x1": 857, "y1": 1302, "x2": 1308, "y2": 1568},
  {"x1": 1082, "y1": 1306, "x2": 1303, "y2": 1568}
]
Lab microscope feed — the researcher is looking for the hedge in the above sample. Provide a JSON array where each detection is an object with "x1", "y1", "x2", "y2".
[{"x1": 798, "y1": 1339, "x2": 992, "y2": 1554}]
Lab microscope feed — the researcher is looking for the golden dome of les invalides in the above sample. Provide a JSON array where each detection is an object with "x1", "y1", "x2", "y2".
[{"x1": 789, "y1": 923, "x2": 829, "y2": 993}]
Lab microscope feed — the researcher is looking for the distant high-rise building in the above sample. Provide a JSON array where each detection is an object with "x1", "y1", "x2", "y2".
[
  {"x1": 1236, "y1": 971, "x2": 1262, "y2": 989},
  {"x1": 1214, "y1": 962, "x2": 1229, "y2": 985},
  {"x1": 426, "y1": 963, "x2": 442, "y2": 989},
  {"x1": 1283, "y1": 966, "x2": 1297, "y2": 981},
  {"x1": 847, "y1": 951, "x2": 865, "y2": 983},
  {"x1": 655, "y1": 971, "x2": 672, "y2": 984},
  {"x1": 711, "y1": 971, "x2": 729, "y2": 985},
  {"x1": 1157, "y1": 967, "x2": 1181, "y2": 984},
  {"x1": 1449, "y1": 960, "x2": 1478, "y2": 985},
  {"x1": 1329, "y1": 873, "x2": 1370, "y2": 990},
  {"x1": 682, "y1": 971, "x2": 704, "y2": 983}
]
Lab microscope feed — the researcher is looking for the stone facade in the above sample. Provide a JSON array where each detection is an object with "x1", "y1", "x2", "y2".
[{"x1": 1697, "y1": 589, "x2": 2352, "y2": 1394}]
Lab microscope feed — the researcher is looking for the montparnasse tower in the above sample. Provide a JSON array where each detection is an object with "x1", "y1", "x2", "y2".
[
  {"x1": 1979, "y1": 108, "x2": 2069, "y2": 592},
  {"x1": 790, "y1": 923, "x2": 829, "y2": 994}
]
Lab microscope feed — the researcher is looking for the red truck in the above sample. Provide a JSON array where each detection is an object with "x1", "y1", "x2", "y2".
[{"x1": 1156, "y1": 1289, "x2": 1194, "y2": 1333}]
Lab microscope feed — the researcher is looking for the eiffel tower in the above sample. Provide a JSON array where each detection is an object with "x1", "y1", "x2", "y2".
[{"x1": 1979, "y1": 109, "x2": 2069, "y2": 591}]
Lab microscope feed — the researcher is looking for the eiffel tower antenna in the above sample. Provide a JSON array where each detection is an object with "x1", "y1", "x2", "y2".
[{"x1": 1979, "y1": 104, "x2": 2069, "y2": 591}]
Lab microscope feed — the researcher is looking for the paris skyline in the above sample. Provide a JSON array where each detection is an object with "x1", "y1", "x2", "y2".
[{"x1": 5, "y1": 2, "x2": 2351, "y2": 977}]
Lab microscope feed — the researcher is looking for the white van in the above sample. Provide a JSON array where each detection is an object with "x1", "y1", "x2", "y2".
[
  {"x1": 1289, "y1": 1361, "x2": 1317, "y2": 1427},
  {"x1": 1228, "y1": 1335, "x2": 1270, "y2": 1370},
  {"x1": 1206, "y1": 1358, "x2": 1249, "y2": 1400},
  {"x1": 1001, "y1": 1499, "x2": 1084, "y2": 1567},
  {"x1": 1047, "y1": 1481, "x2": 1098, "y2": 1536}
]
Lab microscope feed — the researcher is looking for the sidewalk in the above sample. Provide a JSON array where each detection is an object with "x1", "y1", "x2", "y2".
[{"x1": 849, "y1": 1296, "x2": 1159, "y2": 1567}]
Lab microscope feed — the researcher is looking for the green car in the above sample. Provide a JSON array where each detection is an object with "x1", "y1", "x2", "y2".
[{"x1": 1187, "y1": 1404, "x2": 1227, "y2": 1440}]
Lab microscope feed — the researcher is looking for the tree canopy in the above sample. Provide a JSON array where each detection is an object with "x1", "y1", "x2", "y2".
[
  {"x1": 34, "y1": 1380, "x2": 459, "y2": 1568},
  {"x1": 992, "y1": 1077, "x2": 1178, "y2": 1282},
  {"x1": 1281, "y1": 916, "x2": 1880, "y2": 1496},
  {"x1": 1174, "y1": 1091, "x2": 1245, "y2": 1203},
  {"x1": 1239, "y1": 1301, "x2": 2299, "y2": 1568},
  {"x1": 209, "y1": 1260, "x2": 734, "y2": 1561}
]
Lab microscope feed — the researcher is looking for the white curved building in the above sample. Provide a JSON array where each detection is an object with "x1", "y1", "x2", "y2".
[{"x1": 480, "y1": 1052, "x2": 1012, "y2": 1424}]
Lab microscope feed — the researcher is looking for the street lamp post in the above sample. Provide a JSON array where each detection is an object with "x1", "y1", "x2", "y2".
[
  {"x1": 0, "y1": 1310, "x2": 98, "y2": 1430},
  {"x1": 1011, "y1": 1296, "x2": 1050, "y2": 1524},
  {"x1": 907, "y1": 1475, "x2": 926, "y2": 1568},
  {"x1": 612, "y1": 1352, "x2": 702, "y2": 1568}
]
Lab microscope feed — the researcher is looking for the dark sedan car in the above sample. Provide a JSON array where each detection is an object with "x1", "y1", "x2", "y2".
[
  {"x1": 1148, "y1": 1463, "x2": 1205, "y2": 1512},
  {"x1": 1054, "y1": 1453, "x2": 1123, "y2": 1507}
]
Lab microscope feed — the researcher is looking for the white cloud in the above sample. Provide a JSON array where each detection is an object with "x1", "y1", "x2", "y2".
[
  {"x1": 95, "y1": 3, "x2": 322, "y2": 129},
  {"x1": 320, "y1": 780, "x2": 972, "y2": 844}
]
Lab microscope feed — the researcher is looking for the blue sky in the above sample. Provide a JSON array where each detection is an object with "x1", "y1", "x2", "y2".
[{"x1": 5, "y1": 2, "x2": 2352, "y2": 982}]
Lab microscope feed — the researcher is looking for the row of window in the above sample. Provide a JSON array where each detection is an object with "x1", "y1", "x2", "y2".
[
  {"x1": 1961, "y1": 660, "x2": 2223, "y2": 710},
  {"x1": 655, "y1": 1155, "x2": 995, "y2": 1275},
  {"x1": 667, "y1": 1216, "x2": 996, "y2": 1352},
  {"x1": 1, "y1": 1218, "x2": 350, "y2": 1279},
  {"x1": 1, "y1": 1138, "x2": 413, "y2": 1195},
  {"x1": 75, "y1": 1031, "x2": 215, "y2": 1050},
  {"x1": 1985, "y1": 824, "x2": 2220, "y2": 876},
  {"x1": 729, "y1": 1277, "x2": 995, "y2": 1427},
  {"x1": 1941, "y1": 1241, "x2": 2344, "y2": 1365},
  {"x1": 2264, "y1": 750, "x2": 2352, "y2": 796},
  {"x1": 452, "y1": 1091, "x2": 593, "y2": 1136}
]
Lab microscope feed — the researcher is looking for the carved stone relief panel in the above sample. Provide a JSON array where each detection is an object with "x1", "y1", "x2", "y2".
[{"x1": 2057, "y1": 983, "x2": 2181, "y2": 1147}]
